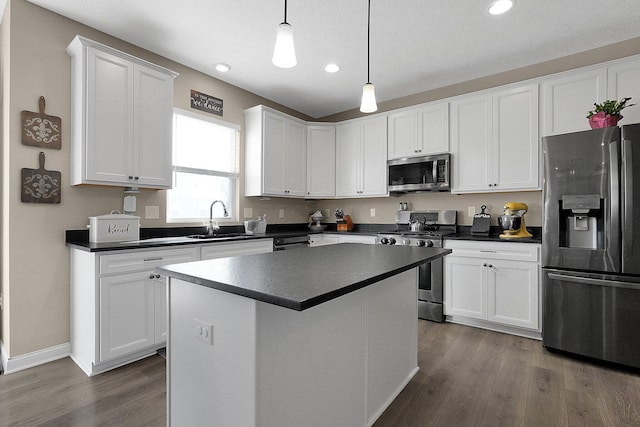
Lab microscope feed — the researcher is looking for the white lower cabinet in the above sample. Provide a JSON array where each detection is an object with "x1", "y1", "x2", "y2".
[
  {"x1": 444, "y1": 240, "x2": 540, "y2": 337},
  {"x1": 71, "y1": 246, "x2": 199, "y2": 376},
  {"x1": 71, "y1": 239, "x2": 273, "y2": 376},
  {"x1": 99, "y1": 271, "x2": 159, "y2": 361},
  {"x1": 309, "y1": 234, "x2": 376, "y2": 246},
  {"x1": 337, "y1": 234, "x2": 377, "y2": 244},
  {"x1": 200, "y1": 239, "x2": 273, "y2": 260},
  {"x1": 309, "y1": 235, "x2": 340, "y2": 247}
]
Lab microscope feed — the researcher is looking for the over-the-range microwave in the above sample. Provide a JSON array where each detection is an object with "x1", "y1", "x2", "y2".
[{"x1": 388, "y1": 153, "x2": 450, "y2": 193}]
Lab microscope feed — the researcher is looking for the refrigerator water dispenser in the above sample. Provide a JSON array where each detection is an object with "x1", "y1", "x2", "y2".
[{"x1": 559, "y1": 195, "x2": 603, "y2": 250}]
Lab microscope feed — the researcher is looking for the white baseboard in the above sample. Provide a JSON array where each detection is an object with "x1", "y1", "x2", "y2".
[
  {"x1": 1, "y1": 341, "x2": 71, "y2": 375},
  {"x1": 445, "y1": 316, "x2": 542, "y2": 340}
]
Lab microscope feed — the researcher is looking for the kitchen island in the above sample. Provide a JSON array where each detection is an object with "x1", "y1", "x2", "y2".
[{"x1": 157, "y1": 243, "x2": 451, "y2": 427}]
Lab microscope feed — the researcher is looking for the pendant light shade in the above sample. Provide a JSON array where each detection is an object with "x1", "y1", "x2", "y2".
[
  {"x1": 272, "y1": 0, "x2": 297, "y2": 68},
  {"x1": 360, "y1": 83, "x2": 377, "y2": 113},
  {"x1": 360, "y1": 0, "x2": 377, "y2": 113}
]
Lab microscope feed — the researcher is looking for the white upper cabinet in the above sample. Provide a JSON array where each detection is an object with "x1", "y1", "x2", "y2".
[
  {"x1": 66, "y1": 35, "x2": 177, "y2": 189},
  {"x1": 542, "y1": 56, "x2": 640, "y2": 136},
  {"x1": 306, "y1": 124, "x2": 336, "y2": 198},
  {"x1": 244, "y1": 105, "x2": 307, "y2": 198},
  {"x1": 450, "y1": 93, "x2": 492, "y2": 193},
  {"x1": 451, "y1": 84, "x2": 539, "y2": 193},
  {"x1": 541, "y1": 67, "x2": 607, "y2": 136},
  {"x1": 387, "y1": 101, "x2": 449, "y2": 159},
  {"x1": 336, "y1": 116, "x2": 388, "y2": 198},
  {"x1": 607, "y1": 58, "x2": 640, "y2": 125}
]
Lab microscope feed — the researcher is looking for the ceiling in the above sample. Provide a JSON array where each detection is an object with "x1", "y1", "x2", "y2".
[{"x1": 26, "y1": 0, "x2": 640, "y2": 119}]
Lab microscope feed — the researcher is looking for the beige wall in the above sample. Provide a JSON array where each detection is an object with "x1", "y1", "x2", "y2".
[
  {"x1": 312, "y1": 191, "x2": 542, "y2": 228},
  {"x1": 0, "y1": 0, "x2": 313, "y2": 358},
  {"x1": 1, "y1": 0, "x2": 11, "y2": 357},
  {"x1": 2, "y1": 0, "x2": 640, "y2": 359},
  {"x1": 320, "y1": 36, "x2": 640, "y2": 123}
]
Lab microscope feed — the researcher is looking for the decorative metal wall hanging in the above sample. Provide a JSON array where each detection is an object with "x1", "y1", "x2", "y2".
[
  {"x1": 21, "y1": 96, "x2": 62, "y2": 149},
  {"x1": 21, "y1": 151, "x2": 61, "y2": 203}
]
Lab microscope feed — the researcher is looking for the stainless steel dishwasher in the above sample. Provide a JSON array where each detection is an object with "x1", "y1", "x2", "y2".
[{"x1": 273, "y1": 235, "x2": 309, "y2": 251}]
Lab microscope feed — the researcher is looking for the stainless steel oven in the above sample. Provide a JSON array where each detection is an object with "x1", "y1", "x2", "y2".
[{"x1": 377, "y1": 210, "x2": 456, "y2": 322}]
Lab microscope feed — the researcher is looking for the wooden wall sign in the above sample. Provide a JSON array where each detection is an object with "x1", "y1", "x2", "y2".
[
  {"x1": 21, "y1": 151, "x2": 61, "y2": 204},
  {"x1": 21, "y1": 96, "x2": 62, "y2": 149},
  {"x1": 190, "y1": 90, "x2": 223, "y2": 116}
]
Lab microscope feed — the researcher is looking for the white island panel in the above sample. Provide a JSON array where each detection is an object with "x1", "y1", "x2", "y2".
[
  {"x1": 169, "y1": 279, "x2": 258, "y2": 427},
  {"x1": 256, "y1": 288, "x2": 367, "y2": 427},
  {"x1": 168, "y1": 269, "x2": 419, "y2": 427},
  {"x1": 366, "y1": 268, "x2": 419, "y2": 424}
]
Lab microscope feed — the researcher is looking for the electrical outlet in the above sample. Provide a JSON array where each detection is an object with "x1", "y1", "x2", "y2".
[
  {"x1": 324, "y1": 209, "x2": 330, "y2": 217},
  {"x1": 279, "y1": 208, "x2": 285, "y2": 218},
  {"x1": 370, "y1": 208, "x2": 376, "y2": 217},
  {"x1": 194, "y1": 319, "x2": 213, "y2": 345},
  {"x1": 244, "y1": 207, "x2": 253, "y2": 218},
  {"x1": 145, "y1": 205, "x2": 160, "y2": 219},
  {"x1": 468, "y1": 206, "x2": 476, "y2": 217}
]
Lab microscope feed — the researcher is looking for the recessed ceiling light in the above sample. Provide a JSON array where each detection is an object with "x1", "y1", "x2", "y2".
[
  {"x1": 214, "y1": 63, "x2": 231, "y2": 72},
  {"x1": 488, "y1": 0, "x2": 514, "y2": 15},
  {"x1": 324, "y1": 63, "x2": 340, "y2": 73}
]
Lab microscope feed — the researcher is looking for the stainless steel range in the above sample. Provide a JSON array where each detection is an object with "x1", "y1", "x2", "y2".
[{"x1": 377, "y1": 210, "x2": 456, "y2": 322}]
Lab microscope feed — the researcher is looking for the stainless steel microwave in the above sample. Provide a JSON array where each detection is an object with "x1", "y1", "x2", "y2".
[{"x1": 388, "y1": 153, "x2": 450, "y2": 193}]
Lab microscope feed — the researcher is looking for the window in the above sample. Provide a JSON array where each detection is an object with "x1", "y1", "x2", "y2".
[{"x1": 167, "y1": 108, "x2": 239, "y2": 223}]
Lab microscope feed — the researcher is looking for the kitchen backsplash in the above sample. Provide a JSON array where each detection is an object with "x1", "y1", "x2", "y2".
[{"x1": 308, "y1": 191, "x2": 543, "y2": 227}]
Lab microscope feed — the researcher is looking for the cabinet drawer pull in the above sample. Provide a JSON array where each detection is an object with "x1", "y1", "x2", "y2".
[
  {"x1": 479, "y1": 250, "x2": 497, "y2": 253},
  {"x1": 143, "y1": 257, "x2": 163, "y2": 262}
]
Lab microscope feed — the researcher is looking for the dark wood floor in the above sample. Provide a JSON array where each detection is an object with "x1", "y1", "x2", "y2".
[
  {"x1": 2, "y1": 322, "x2": 640, "y2": 426},
  {"x1": 0, "y1": 353, "x2": 166, "y2": 426}
]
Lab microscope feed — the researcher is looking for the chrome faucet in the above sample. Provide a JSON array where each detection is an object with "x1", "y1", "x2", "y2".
[{"x1": 207, "y1": 200, "x2": 229, "y2": 235}]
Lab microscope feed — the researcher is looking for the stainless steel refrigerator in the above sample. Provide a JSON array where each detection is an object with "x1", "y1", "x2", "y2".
[{"x1": 542, "y1": 123, "x2": 640, "y2": 369}]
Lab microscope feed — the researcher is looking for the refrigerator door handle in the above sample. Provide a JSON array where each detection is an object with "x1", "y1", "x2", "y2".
[
  {"x1": 609, "y1": 141, "x2": 621, "y2": 262},
  {"x1": 548, "y1": 272, "x2": 640, "y2": 290},
  {"x1": 623, "y1": 138, "x2": 633, "y2": 259}
]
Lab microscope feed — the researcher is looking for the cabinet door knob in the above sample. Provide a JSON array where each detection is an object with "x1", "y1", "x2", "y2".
[
  {"x1": 129, "y1": 176, "x2": 134, "y2": 180},
  {"x1": 134, "y1": 176, "x2": 139, "y2": 180},
  {"x1": 149, "y1": 273, "x2": 155, "y2": 279}
]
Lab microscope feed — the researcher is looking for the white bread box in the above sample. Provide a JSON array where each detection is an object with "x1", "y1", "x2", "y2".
[{"x1": 89, "y1": 213, "x2": 140, "y2": 243}]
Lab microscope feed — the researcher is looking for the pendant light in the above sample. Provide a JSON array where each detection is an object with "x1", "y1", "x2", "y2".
[
  {"x1": 360, "y1": 0, "x2": 377, "y2": 113},
  {"x1": 272, "y1": 0, "x2": 297, "y2": 68}
]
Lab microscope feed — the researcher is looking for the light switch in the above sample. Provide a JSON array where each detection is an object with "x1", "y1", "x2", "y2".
[
  {"x1": 370, "y1": 208, "x2": 376, "y2": 217},
  {"x1": 279, "y1": 209, "x2": 285, "y2": 218}
]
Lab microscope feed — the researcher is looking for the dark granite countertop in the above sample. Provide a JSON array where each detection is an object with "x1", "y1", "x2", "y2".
[
  {"x1": 156, "y1": 243, "x2": 451, "y2": 311},
  {"x1": 65, "y1": 224, "x2": 311, "y2": 252},
  {"x1": 65, "y1": 223, "x2": 542, "y2": 252},
  {"x1": 446, "y1": 225, "x2": 542, "y2": 244}
]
